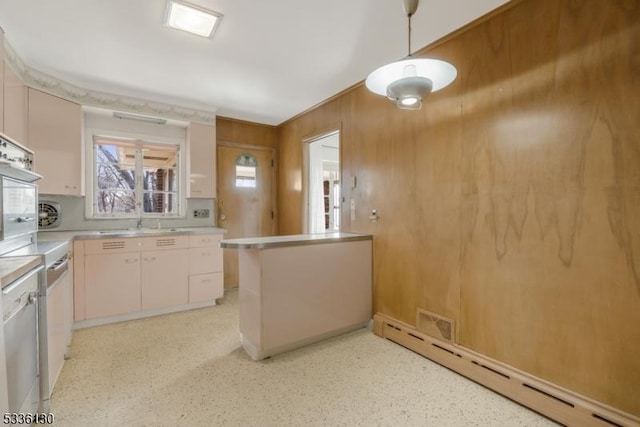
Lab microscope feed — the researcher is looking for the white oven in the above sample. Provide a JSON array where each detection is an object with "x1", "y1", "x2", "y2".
[{"x1": 0, "y1": 132, "x2": 47, "y2": 414}]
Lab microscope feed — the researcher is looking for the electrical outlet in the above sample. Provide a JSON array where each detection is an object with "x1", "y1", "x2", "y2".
[{"x1": 193, "y1": 209, "x2": 210, "y2": 218}]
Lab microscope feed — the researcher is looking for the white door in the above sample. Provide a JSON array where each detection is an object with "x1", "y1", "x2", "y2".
[{"x1": 303, "y1": 130, "x2": 340, "y2": 233}]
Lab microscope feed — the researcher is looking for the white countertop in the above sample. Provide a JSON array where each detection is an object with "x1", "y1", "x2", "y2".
[
  {"x1": 37, "y1": 227, "x2": 226, "y2": 242},
  {"x1": 220, "y1": 232, "x2": 372, "y2": 249},
  {"x1": 0, "y1": 256, "x2": 42, "y2": 288}
]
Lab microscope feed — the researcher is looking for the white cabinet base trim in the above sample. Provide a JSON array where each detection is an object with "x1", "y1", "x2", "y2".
[
  {"x1": 73, "y1": 300, "x2": 216, "y2": 330},
  {"x1": 240, "y1": 320, "x2": 370, "y2": 361}
]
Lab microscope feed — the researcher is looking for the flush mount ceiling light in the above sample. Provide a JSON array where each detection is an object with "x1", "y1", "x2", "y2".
[
  {"x1": 164, "y1": 0, "x2": 223, "y2": 38},
  {"x1": 365, "y1": 0, "x2": 457, "y2": 110}
]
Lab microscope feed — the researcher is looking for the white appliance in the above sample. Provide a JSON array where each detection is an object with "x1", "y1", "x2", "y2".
[
  {"x1": 0, "y1": 132, "x2": 72, "y2": 412},
  {"x1": 1, "y1": 263, "x2": 42, "y2": 414}
]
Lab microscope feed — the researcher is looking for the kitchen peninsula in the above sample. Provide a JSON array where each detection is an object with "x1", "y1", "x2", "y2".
[{"x1": 221, "y1": 232, "x2": 372, "y2": 360}]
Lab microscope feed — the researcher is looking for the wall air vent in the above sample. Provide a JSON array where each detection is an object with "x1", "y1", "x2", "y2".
[
  {"x1": 416, "y1": 308, "x2": 455, "y2": 343},
  {"x1": 38, "y1": 201, "x2": 61, "y2": 229}
]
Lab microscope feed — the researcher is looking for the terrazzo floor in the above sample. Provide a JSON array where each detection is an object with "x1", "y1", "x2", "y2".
[{"x1": 50, "y1": 290, "x2": 559, "y2": 426}]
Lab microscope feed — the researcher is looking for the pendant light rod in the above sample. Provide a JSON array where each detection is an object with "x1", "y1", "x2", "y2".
[
  {"x1": 408, "y1": 12, "x2": 413, "y2": 55},
  {"x1": 403, "y1": 0, "x2": 419, "y2": 56}
]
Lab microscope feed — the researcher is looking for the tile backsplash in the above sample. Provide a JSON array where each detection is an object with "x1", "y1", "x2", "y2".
[{"x1": 38, "y1": 194, "x2": 217, "y2": 231}]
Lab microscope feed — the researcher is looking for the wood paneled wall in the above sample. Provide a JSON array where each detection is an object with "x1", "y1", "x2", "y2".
[
  {"x1": 216, "y1": 116, "x2": 277, "y2": 148},
  {"x1": 276, "y1": 0, "x2": 640, "y2": 417}
]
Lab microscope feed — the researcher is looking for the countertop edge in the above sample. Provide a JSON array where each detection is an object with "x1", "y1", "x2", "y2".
[
  {"x1": 0, "y1": 256, "x2": 43, "y2": 288},
  {"x1": 37, "y1": 227, "x2": 227, "y2": 242},
  {"x1": 220, "y1": 233, "x2": 372, "y2": 249}
]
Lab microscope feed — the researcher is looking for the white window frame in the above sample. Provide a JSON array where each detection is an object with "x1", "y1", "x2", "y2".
[{"x1": 85, "y1": 125, "x2": 187, "y2": 219}]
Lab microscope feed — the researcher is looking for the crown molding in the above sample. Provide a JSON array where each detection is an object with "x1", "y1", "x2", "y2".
[{"x1": 3, "y1": 39, "x2": 216, "y2": 125}]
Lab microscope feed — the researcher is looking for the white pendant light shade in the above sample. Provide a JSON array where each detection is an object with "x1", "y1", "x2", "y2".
[
  {"x1": 365, "y1": 0, "x2": 457, "y2": 110},
  {"x1": 366, "y1": 58, "x2": 457, "y2": 95},
  {"x1": 366, "y1": 58, "x2": 456, "y2": 109}
]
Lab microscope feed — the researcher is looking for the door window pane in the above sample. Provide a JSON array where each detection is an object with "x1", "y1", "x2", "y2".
[{"x1": 235, "y1": 153, "x2": 257, "y2": 188}]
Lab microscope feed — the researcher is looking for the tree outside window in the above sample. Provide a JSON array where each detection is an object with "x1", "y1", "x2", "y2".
[{"x1": 94, "y1": 137, "x2": 179, "y2": 217}]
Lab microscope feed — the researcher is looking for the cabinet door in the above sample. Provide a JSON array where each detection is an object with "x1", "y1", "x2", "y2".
[
  {"x1": 85, "y1": 253, "x2": 141, "y2": 319},
  {"x1": 27, "y1": 88, "x2": 82, "y2": 195},
  {"x1": 3, "y1": 63, "x2": 28, "y2": 143},
  {"x1": 0, "y1": 31, "x2": 4, "y2": 132},
  {"x1": 46, "y1": 273, "x2": 67, "y2": 394},
  {"x1": 189, "y1": 272, "x2": 223, "y2": 303},
  {"x1": 65, "y1": 254, "x2": 74, "y2": 349},
  {"x1": 188, "y1": 122, "x2": 216, "y2": 198},
  {"x1": 140, "y1": 249, "x2": 188, "y2": 311}
]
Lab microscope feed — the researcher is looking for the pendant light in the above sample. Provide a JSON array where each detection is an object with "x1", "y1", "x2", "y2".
[{"x1": 365, "y1": 0, "x2": 457, "y2": 110}]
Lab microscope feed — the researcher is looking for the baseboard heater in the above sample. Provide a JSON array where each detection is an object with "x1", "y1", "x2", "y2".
[{"x1": 373, "y1": 313, "x2": 640, "y2": 427}]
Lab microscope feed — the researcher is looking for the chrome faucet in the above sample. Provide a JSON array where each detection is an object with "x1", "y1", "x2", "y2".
[{"x1": 136, "y1": 217, "x2": 143, "y2": 229}]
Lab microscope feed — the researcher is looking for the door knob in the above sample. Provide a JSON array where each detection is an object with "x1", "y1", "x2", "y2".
[{"x1": 219, "y1": 214, "x2": 227, "y2": 221}]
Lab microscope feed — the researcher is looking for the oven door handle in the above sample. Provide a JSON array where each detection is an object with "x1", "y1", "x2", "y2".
[
  {"x1": 12, "y1": 216, "x2": 35, "y2": 223},
  {"x1": 47, "y1": 258, "x2": 69, "y2": 287}
]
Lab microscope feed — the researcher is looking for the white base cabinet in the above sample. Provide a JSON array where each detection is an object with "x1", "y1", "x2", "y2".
[
  {"x1": 189, "y1": 272, "x2": 223, "y2": 304},
  {"x1": 188, "y1": 234, "x2": 224, "y2": 303},
  {"x1": 85, "y1": 252, "x2": 141, "y2": 319},
  {"x1": 141, "y1": 249, "x2": 188, "y2": 311},
  {"x1": 74, "y1": 232, "x2": 223, "y2": 325}
]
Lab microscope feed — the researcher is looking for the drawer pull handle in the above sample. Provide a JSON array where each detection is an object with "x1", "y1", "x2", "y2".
[
  {"x1": 143, "y1": 257, "x2": 156, "y2": 262},
  {"x1": 125, "y1": 258, "x2": 138, "y2": 264},
  {"x1": 201, "y1": 252, "x2": 211, "y2": 256},
  {"x1": 201, "y1": 279, "x2": 212, "y2": 283}
]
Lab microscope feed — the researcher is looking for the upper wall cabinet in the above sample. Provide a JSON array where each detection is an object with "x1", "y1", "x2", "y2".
[
  {"x1": 0, "y1": 29, "x2": 5, "y2": 132},
  {"x1": 28, "y1": 88, "x2": 83, "y2": 195},
  {"x1": 188, "y1": 122, "x2": 216, "y2": 199},
  {"x1": 3, "y1": 63, "x2": 28, "y2": 144}
]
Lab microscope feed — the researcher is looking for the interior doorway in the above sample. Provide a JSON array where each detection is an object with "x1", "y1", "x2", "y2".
[
  {"x1": 303, "y1": 130, "x2": 340, "y2": 233},
  {"x1": 217, "y1": 143, "x2": 275, "y2": 287}
]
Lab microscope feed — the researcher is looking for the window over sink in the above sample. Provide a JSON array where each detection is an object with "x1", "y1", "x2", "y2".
[
  {"x1": 83, "y1": 107, "x2": 188, "y2": 219},
  {"x1": 92, "y1": 136, "x2": 180, "y2": 217}
]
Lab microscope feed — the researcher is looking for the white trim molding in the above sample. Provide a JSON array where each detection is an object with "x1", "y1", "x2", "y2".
[{"x1": 3, "y1": 39, "x2": 216, "y2": 125}]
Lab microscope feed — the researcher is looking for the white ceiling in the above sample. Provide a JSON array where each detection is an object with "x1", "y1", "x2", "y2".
[{"x1": 0, "y1": 0, "x2": 508, "y2": 126}]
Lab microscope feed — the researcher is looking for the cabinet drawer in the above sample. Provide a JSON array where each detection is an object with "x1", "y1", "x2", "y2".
[
  {"x1": 188, "y1": 234, "x2": 222, "y2": 248},
  {"x1": 189, "y1": 272, "x2": 223, "y2": 303},
  {"x1": 83, "y1": 237, "x2": 144, "y2": 255},
  {"x1": 188, "y1": 247, "x2": 223, "y2": 275}
]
